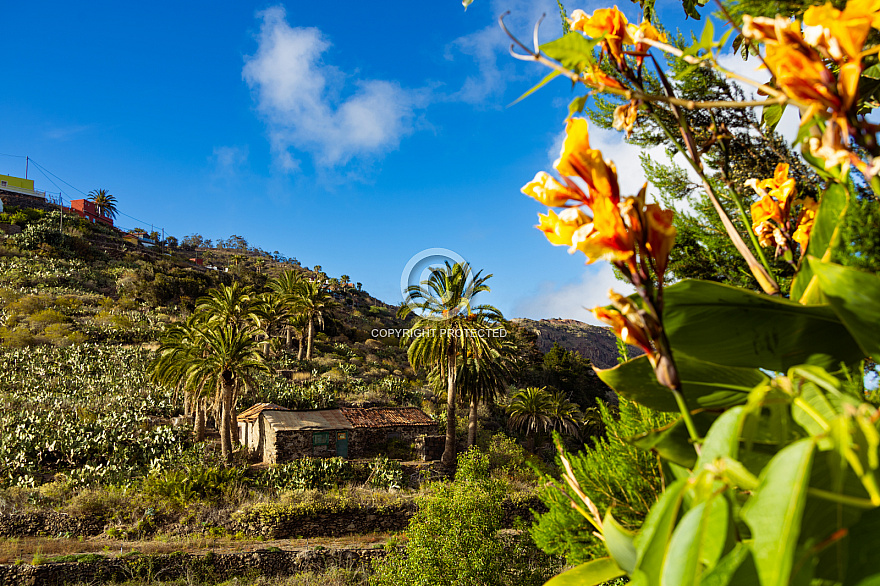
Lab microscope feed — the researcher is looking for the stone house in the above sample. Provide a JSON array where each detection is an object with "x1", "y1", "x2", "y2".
[{"x1": 241, "y1": 406, "x2": 436, "y2": 464}]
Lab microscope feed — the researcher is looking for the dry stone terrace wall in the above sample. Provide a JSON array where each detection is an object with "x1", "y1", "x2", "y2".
[
  {"x1": 0, "y1": 548, "x2": 386, "y2": 586},
  {"x1": 0, "y1": 499, "x2": 545, "y2": 540}
]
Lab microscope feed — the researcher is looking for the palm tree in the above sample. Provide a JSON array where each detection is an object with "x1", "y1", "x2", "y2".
[
  {"x1": 196, "y1": 282, "x2": 258, "y2": 331},
  {"x1": 506, "y1": 387, "x2": 583, "y2": 451},
  {"x1": 254, "y1": 292, "x2": 289, "y2": 356},
  {"x1": 153, "y1": 315, "x2": 268, "y2": 463},
  {"x1": 428, "y1": 321, "x2": 514, "y2": 448},
  {"x1": 294, "y1": 280, "x2": 333, "y2": 360},
  {"x1": 268, "y1": 270, "x2": 305, "y2": 349},
  {"x1": 399, "y1": 261, "x2": 500, "y2": 467},
  {"x1": 88, "y1": 189, "x2": 118, "y2": 220},
  {"x1": 506, "y1": 387, "x2": 553, "y2": 452}
]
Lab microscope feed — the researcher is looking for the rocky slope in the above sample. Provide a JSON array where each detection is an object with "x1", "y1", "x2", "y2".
[{"x1": 509, "y1": 318, "x2": 643, "y2": 370}]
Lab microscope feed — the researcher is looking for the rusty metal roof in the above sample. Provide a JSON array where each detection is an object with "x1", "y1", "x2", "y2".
[
  {"x1": 262, "y1": 409, "x2": 353, "y2": 431},
  {"x1": 340, "y1": 407, "x2": 435, "y2": 428},
  {"x1": 237, "y1": 403, "x2": 289, "y2": 423}
]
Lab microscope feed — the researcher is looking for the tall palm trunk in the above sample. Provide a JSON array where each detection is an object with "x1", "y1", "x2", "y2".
[
  {"x1": 194, "y1": 397, "x2": 206, "y2": 442},
  {"x1": 467, "y1": 399, "x2": 478, "y2": 448},
  {"x1": 286, "y1": 327, "x2": 292, "y2": 348},
  {"x1": 306, "y1": 315, "x2": 315, "y2": 360},
  {"x1": 297, "y1": 333, "x2": 304, "y2": 360},
  {"x1": 441, "y1": 342, "x2": 457, "y2": 468},
  {"x1": 220, "y1": 372, "x2": 234, "y2": 464}
]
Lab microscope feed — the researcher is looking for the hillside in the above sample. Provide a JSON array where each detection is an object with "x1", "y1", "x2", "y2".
[{"x1": 510, "y1": 317, "x2": 643, "y2": 370}]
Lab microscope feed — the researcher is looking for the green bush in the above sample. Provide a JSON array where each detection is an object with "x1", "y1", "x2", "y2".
[
  {"x1": 530, "y1": 398, "x2": 673, "y2": 564},
  {"x1": 368, "y1": 456, "x2": 403, "y2": 490},
  {"x1": 371, "y1": 449, "x2": 560, "y2": 586},
  {"x1": 257, "y1": 457, "x2": 360, "y2": 491},
  {"x1": 142, "y1": 465, "x2": 245, "y2": 505}
]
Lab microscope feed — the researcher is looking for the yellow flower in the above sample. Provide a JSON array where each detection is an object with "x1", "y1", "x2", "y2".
[
  {"x1": 592, "y1": 290, "x2": 655, "y2": 361},
  {"x1": 582, "y1": 64, "x2": 625, "y2": 90},
  {"x1": 569, "y1": 197, "x2": 634, "y2": 264},
  {"x1": 536, "y1": 207, "x2": 590, "y2": 247},
  {"x1": 754, "y1": 221, "x2": 776, "y2": 248},
  {"x1": 803, "y1": 0, "x2": 880, "y2": 61},
  {"x1": 757, "y1": 163, "x2": 798, "y2": 212},
  {"x1": 644, "y1": 203, "x2": 676, "y2": 277},
  {"x1": 521, "y1": 172, "x2": 580, "y2": 207},
  {"x1": 554, "y1": 118, "x2": 620, "y2": 203},
  {"x1": 569, "y1": 6, "x2": 633, "y2": 65},
  {"x1": 792, "y1": 198, "x2": 819, "y2": 252},
  {"x1": 627, "y1": 20, "x2": 667, "y2": 44},
  {"x1": 612, "y1": 101, "x2": 639, "y2": 137},
  {"x1": 751, "y1": 195, "x2": 784, "y2": 228}
]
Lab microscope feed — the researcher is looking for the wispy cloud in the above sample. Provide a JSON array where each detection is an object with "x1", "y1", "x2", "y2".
[
  {"x1": 243, "y1": 6, "x2": 425, "y2": 170},
  {"x1": 445, "y1": 0, "x2": 566, "y2": 104},
  {"x1": 513, "y1": 264, "x2": 634, "y2": 325},
  {"x1": 210, "y1": 145, "x2": 249, "y2": 177},
  {"x1": 45, "y1": 124, "x2": 92, "y2": 141}
]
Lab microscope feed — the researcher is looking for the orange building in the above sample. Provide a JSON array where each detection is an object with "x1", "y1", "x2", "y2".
[{"x1": 69, "y1": 199, "x2": 113, "y2": 227}]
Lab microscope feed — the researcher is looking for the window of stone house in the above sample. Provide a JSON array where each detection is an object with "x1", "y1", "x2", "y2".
[{"x1": 313, "y1": 431, "x2": 330, "y2": 446}]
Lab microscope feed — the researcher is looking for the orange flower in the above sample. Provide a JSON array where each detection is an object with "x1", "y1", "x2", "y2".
[
  {"x1": 757, "y1": 163, "x2": 798, "y2": 213},
  {"x1": 612, "y1": 101, "x2": 639, "y2": 136},
  {"x1": 582, "y1": 64, "x2": 626, "y2": 90},
  {"x1": 522, "y1": 171, "x2": 580, "y2": 207},
  {"x1": 568, "y1": 7, "x2": 633, "y2": 65},
  {"x1": 592, "y1": 290, "x2": 655, "y2": 361},
  {"x1": 751, "y1": 195, "x2": 784, "y2": 228},
  {"x1": 754, "y1": 221, "x2": 776, "y2": 248},
  {"x1": 627, "y1": 20, "x2": 667, "y2": 44},
  {"x1": 792, "y1": 198, "x2": 819, "y2": 252},
  {"x1": 569, "y1": 197, "x2": 634, "y2": 264},
  {"x1": 536, "y1": 207, "x2": 590, "y2": 247},
  {"x1": 554, "y1": 118, "x2": 620, "y2": 204},
  {"x1": 803, "y1": 0, "x2": 880, "y2": 61},
  {"x1": 644, "y1": 203, "x2": 676, "y2": 277}
]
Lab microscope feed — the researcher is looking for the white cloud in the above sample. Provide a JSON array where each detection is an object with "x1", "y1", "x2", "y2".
[
  {"x1": 446, "y1": 0, "x2": 583, "y2": 104},
  {"x1": 210, "y1": 145, "x2": 249, "y2": 176},
  {"x1": 243, "y1": 6, "x2": 423, "y2": 169},
  {"x1": 513, "y1": 264, "x2": 634, "y2": 325},
  {"x1": 716, "y1": 51, "x2": 801, "y2": 143}
]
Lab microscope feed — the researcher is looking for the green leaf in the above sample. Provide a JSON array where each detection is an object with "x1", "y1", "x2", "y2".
[
  {"x1": 663, "y1": 279, "x2": 863, "y2": 371},
  {"x1": 596, "y1": 353, "x2": 765, "y2": 413},
  {"x1": 791, "y1": 183, "x2": 850, "y2": 303},
  {"x1": 701, "y1": 544, "x2": 760, "y2": 586},
  {"x1": 540, "y1": 32, "x2": 600, "y2": 72},
  {"x1": 544, "y1": 557, "x2": 626, "y2": 586},
  {"x1": 695, "y1": 407, "x2": 744, "y2": 470},
  {"x1": 661, "y1": 495, "x2": 729, "y2": 585},
  {"x1": 742, "y1": 439, "x2": 815, "y2": 586},
  {"x1": 861, "y1": 63, "x2": 880, "y2": 79},
  {"x1": 809, "y1": 259, "x2": 880, "y2": 361},
  {"x1": 630, "y1": 412, "x2": 717, "y2": 468},
  {"x1": 699, "y1": 19, "x2": 714, "y2": 49},
  {"x1": 569, "y1": 95, "x2": 588, "y2": 117},
  {"x1": 633, "y1": 479, "x2": 688, "y2": 582},
  {"x1": 509, "y1": 70, "x2": 561, "y2": 106},
  {"x1": 604, "y1": 510, "x2": 638, "y2": 573},
  {"x1": 762, "y1": 101, "x2": 783, "y2": 132}
]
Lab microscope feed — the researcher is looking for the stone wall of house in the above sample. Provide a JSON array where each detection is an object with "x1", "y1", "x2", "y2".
[
  {"x1": 349, "y1": 425, "x2": 436, "y2": 459},
  {"x1": 272, "y1": 429, "x2": 343, "y2": 462},
  {"x1": 415, "y1": 435, "x2": 445, "y2": 461},
  {"x1": 0, "y1": 547, "x2": 386, "y2": 586}
]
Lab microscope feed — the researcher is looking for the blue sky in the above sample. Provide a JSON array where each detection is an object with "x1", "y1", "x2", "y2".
[{"x1": 0, "y1": 0, "x2": 705, "y2": 322}]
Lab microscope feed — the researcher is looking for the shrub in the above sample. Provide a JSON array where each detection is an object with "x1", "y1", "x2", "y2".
[
  {"x1": 530, "y1": 398, "x2": 673, "y2": 564},
  {"x1": 368, "y1": 457, "x2": 403, "y2": 490},
  {"x1": 142, "y1": 465, "x2": 245, "y2": 505},
  {"x1": 257, "y1": 457, "x2": 359, "y2": 491},
  {"x1": 371, "y1": 449, "x2": 559, "y2": 586}
]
